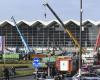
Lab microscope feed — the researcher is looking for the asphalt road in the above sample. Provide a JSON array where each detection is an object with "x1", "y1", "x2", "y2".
[
  {"x1": 14, "y1": 75, "x2": 35, "y2": 80},
  {"x1": 13, "y1": 75, "x2": 72, "y2": 80}
]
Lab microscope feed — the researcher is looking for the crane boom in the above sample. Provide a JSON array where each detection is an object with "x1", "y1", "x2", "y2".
[
  {"x1": 95, "y1": 30, "x2": 100, "y2": 51},
  {"x1": 11, "y1": 16, "x2": 30, "y2": 53},
  {"x1": 44, "y1": 3, "x2": 81, "y2": 50}
]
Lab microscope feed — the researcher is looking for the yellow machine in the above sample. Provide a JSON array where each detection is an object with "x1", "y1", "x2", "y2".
[{"x1": 44, "y1": 3, "x2": 84, "y2": 53}]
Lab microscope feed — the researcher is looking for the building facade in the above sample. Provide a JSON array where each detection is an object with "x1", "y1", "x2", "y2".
[{"x1": 0, "y1": 20, "x2": 100, "y2": 52}]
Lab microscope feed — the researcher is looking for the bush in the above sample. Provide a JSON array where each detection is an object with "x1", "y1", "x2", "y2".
[
  {"x1": 18, "y1": 60, "x2": 32, "y2": 64},
  {"x1": 16, "y1": 69, "x2": 34, "y2": 76},
  {"x1": 3, "y1": 53, "x2": 19, "y2": 59},
  {"x1": 15, "y1": 66, "x2": 28, "y2": 68},
  {"x1": 0, "y1": 60, "x2": 19, "y2": 64},
  {"x1": 0, "y1": 69, "x2": 3, "y2": 77},
  {"x1": 0, "y1": 60, "x2": 32, "y2": 64},
  {"x1": 0, "y1": 54, "x2": 2, "y2": 59}
]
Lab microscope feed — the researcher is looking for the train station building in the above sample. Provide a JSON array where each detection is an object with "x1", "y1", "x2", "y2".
[{"x1": 0, "y1": 19, "x2": 100, "y2": 53}]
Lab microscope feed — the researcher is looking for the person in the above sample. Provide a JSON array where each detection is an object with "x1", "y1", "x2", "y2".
[
  {"x1": 88, "y1": 65, "x2": 93, "y2": 73},
  {"x1": 3, "y1": 67, "x2": 9, "y2": 80},
  {"x1": 11, "y1": 67, "x2": 15, "y2": 78}
]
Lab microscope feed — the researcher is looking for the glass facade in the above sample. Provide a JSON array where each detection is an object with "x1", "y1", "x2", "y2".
[{"x1": 0, "y1": 21, "x2": 99, "y2": 49}]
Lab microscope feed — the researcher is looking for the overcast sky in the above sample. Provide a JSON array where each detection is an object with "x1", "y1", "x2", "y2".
[{"x1": 0, "y1": 0, "x2": 99, "y2": 21}]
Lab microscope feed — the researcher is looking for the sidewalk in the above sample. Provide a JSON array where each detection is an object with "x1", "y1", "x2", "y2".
[{"x1": 0, "y1": 74, "x2": 33, "y2": 80}]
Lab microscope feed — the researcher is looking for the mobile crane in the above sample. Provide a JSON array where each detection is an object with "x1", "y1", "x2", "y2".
[
  {"x1": 11, "y1": 16, "x2": 47, "y2": 59},
  {"x1": 43, "y1": 3, "x2": 100, "y2": 75},
  {"x1": 94, "y1": 30, "x2": 100, "y2": 64},
  {"x1": 11, "y1": 16, "x2": 31, "y2": 54},
  {"x1": 42, "y1": 3, "x2": 81, "y2": 76},
  {"x1": 95, "y1": 30, "x2": 100, "y2": 51},
  {"x1": 43, "y1": 3, "x2": 84, "y2": 53},
  {"x1": 11, "y1": 16, "x2": 35, "y2": 59}
]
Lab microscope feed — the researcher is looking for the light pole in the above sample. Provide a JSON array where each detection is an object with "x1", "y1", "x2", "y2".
[
  {"x1": 53, "y1": 26, "x2": 55, "y2": 55},
  {"x1": 2, "y1": 36, "x2": 5, "y2": 65},
  {"x1": 79, "y1": 0, "x2": 83, "y2": 77}
]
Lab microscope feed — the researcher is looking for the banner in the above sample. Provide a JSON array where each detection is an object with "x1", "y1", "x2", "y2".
[{"x1": 0, "y1": 36, "x2": 5, "y2": 53}]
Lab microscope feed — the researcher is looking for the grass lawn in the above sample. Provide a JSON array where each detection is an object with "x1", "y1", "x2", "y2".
[
  {"x1": 0, "y1": 63, "x2": 33, "y2": 77},
  {"x1": 0, "y1": 64, "x2": 32, "y2": 68},
  {"x1": 16, "y1": 69, "x2": 34, "y2": 76},
  {"x1": 0, "y1": 69, "x2": 34, "y2": 77}
]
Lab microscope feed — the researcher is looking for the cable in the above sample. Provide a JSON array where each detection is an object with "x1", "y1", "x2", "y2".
[{"x1": 43, "y1": 0, "x2": 47, "y2": 19}]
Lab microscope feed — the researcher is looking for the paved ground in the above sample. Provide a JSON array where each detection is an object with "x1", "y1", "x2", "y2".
[
  {"x1": 13, "y1": 75, "x2": 72, "y2": 80},
  {"x1": 13, "y1": 75, "x2": 35, "y2": 80}
]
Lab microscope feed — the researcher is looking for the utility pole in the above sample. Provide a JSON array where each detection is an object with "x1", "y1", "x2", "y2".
[{"x1": 79, "y1": 0, "x2": 83, "y2": 77}]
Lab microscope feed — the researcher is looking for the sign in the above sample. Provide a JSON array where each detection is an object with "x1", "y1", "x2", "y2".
[
  {"x1": 33, "y1": 57, "x2": 40, "y2": 68},
  {"x1": 60, "y1": 60, "x2": 69, "y2": 71},
  {"x1": 56, "y1": 57, "x2": 72, "y2": 72}
]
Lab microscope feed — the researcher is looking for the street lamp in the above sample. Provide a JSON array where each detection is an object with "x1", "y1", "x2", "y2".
[
  {"x1": 53, "y1": 26, "x2": 55, "y2": 55},
  {"x1": 79, "y1": 0, "x2": 83, "y2": 77}
]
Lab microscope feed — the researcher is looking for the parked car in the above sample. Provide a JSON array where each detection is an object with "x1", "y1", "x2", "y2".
[{"x1": 72, "y1": 72, "x2": 100, "y2": 80}]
